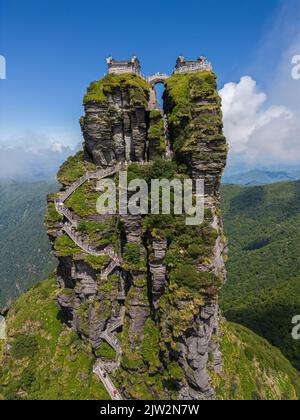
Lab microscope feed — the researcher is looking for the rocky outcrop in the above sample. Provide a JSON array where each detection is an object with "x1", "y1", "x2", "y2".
[
  {"x1": 46, "y1": 68, "x2": 228, "y2": 400},
  {"x1": 149, "y1": 237, "x2": 168, "y2": 309},
  {"x1": 159, "y1": 71, "x2": 228, "y2": 399},
  {"x1": 120, "y1": 214, "x2": 150, "y2": 350},
  {"x1": 81, "y1": 75, "x2": 149, "y2": 166},
  {"x1": 177, "y1": 301, "x2": 219, "y2": 400}
]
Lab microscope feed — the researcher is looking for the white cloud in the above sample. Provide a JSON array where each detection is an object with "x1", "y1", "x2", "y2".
[
  {"x1": 51, "y1": 142, "x2": 64, "y2": 153},
  {"x1": 219, "y1": 76, "x2": 300, "y2": 164},
  {"x1": 0, "y1": 146, "x2": 73, "y2": 181}
]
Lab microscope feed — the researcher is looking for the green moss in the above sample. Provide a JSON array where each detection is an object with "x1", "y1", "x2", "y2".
[
  {"x1": 171, "y1": 264, "x2": 217, "y2": 291},
  {"x1": 65, "y1": 180, "x2": 99, "y2": 217},
  {"x1": 148, "y1": 119, "x2": 164, "y2": 140},
  {"x1": 84, "y1": 254, "x2": 110, "y2": 271},
  {"x1": 123, "y1": 243, "x2": 140, "y2": 266},
  {"x1": 11, "y1": 335, "x2": 39, "y2": 359},
  {"x1": 83, "y1": 79, "x2": 108, "y2": 104},
  {"x1": 150, "y1": 110, "x2": 162, "y2": 119},
  {"x1": 57, "y1": 152, "x2": 96, "y2": 186},
  {"x1": 77, "y1": 219, "x2": 117, "y2": 246},
  {"x1": 54, "y1": 234, "x2": 83, "y2": 257},
  {"x1": 45, "y1": 202, "x2": 63, "y2": 224},
  {"x1": 77, "y1": 220, "x2": 108, "y2": 234},
  {"x1": 142, "y1": 319, "x2": 161, "y2": 372},
  {"x1": 164, "y1": 71, "x2": 223, "y2": 157},
  {"x1": 147, "y1": 111, "x2": 166, "y2": 159},
  {"x1": 167, "y1": 361, "x2": 185, "y2": 381},
  {"x1": 84, "y1": 73, "x2": 149, "y2": 107},
  {"x1": 95, "y1": 343, "x2": 116, "y2": 360}
]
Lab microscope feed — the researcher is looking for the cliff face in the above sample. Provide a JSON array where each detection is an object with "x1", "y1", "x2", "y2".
[
  {"x1": 46, "y1": 70, "x2": 228, "y2": 400},
  {"x1": 81, "y1": 74, "x2": 149, "y2": 165},
  {"x1": 162, "y1": 72, "x2": 227, "y2": 399}
]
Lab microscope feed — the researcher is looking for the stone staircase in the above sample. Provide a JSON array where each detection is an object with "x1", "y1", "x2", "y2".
[
  {"x1": 56, "y1": 161, "x2": 127, "y2": 385},
  {"x1": 101, "y1": 259, "x2": 121, "y2": 279}
]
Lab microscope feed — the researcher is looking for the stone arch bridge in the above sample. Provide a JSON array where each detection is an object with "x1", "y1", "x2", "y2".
[
  {"x1": 147, "y1": 73, "x2": 169, "y2": 87},
  {"x1": 146, "y1": 73, "x2": 169, "y2": 110}
]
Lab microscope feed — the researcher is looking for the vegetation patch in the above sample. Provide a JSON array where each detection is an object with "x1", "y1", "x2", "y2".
[
  {"x1": 54, "y1": 234, "x2": 83, "y2": 257},
  {"x1": 65, "y1": 180, "x2": 99, "y2": 217},
  {"x1": 164, "y1": 71, "x2": 224, "y2": 160},
  {"x1": 148, "y1": 111, "x2": 166, "y2": 158},
  {"x1": 95, "y1": 343, "x2": 116, "y2": 360},
  {"x1": 142, "y1": 319, "x2": 161, "y2": 373},
  {"x1": 57, "y1": 152, "x2": 96, "y2": 186},
  {"x1": 212, "y1": 321, "x2": 300, "y2": 400},
  {"x1": 0, "y1": 277, "x2": 109, "y2": 400},
  {"x1": 84, "y1": 74, "x2": 149, "y2": 107},
  {"x1": 45, "y1": 202, "x2": 63, "y2": 224}
]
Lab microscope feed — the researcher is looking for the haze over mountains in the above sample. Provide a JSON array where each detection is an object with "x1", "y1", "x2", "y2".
[
  {"x1": 223, "y1": 168, "x2": 300, "y2": 185},
  {"x1": 0, "y1": 145, "x2": 77, "y2": 183},
  {"x1": 1, "y1": 144, "x2": 299, "y2": 187}
]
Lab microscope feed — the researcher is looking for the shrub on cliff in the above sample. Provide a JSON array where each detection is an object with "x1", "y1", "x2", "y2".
[{"x1": 11, "y1": 335, "x2": 39, "y2": 359}]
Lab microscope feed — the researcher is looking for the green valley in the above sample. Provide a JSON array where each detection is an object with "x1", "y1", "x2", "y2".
[{"x1": 221, "y1": 180, "x2": 300, "y2": 370}]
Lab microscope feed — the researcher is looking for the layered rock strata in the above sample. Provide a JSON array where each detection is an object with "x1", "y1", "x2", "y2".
[{"x1": 46, "y1": 69, "x2": 228, "y2": 400}]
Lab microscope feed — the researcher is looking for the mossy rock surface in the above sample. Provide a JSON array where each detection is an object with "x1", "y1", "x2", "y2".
[
  {"x1": 164, "y1": 71, "x2": 225, "y2": 162},
  {"x1": 83, "y1": 73, "x2": 149, "y2": 107},
  {"x1": 57, "y1": 151, "x2": 96, "y2": 186}
]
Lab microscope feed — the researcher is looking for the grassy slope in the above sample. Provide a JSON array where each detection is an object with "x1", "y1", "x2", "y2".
[
  {"x1": 1, "y1": 277, "x2": 299, "y2": 400},
  {"x1": 0, "y1": 276, "x2": 108, "y2": 400},
  {"x1": 215, "y1": 321, "x2": 300, "y2": 400},
  {"x1": 0, "y1": 181, "x2": 57, "y2": 309},
  {"x1": 221, "y1": 180, "x2": 300, "y2": 370}
]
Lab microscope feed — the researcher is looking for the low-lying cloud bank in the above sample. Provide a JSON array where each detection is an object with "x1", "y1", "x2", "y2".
[{"x1": 0, "y1": 145, "x2": 75, "y2": 182}]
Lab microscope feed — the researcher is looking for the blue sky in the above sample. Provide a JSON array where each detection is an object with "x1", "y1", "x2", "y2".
[{"x1": 0, "y1": 0, "x2": 300, "y2": 178}]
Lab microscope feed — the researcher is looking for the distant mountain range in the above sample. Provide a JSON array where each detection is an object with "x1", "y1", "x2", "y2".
[{"x1": 223, "y1": 169, "x2": 300, "y2": 185}]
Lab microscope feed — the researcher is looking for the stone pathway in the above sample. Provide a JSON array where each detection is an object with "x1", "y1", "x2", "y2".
[
  {"x1": 54, "y1": 155, "x2": 172, "y2": 399},
  {"x1": 93, "y1": 360, "x2": 123, "y2": 400},
  {"x1": 55, "y1": 162, "x2": 129, "y2": 399}
]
